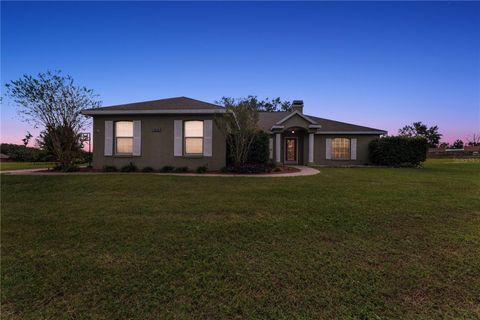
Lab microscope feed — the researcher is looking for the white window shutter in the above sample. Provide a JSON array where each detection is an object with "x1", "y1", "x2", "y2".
[
  {"x1": 174, "y1": 120, "x2": 183, "y2": 156},
  {"x1": 350, "y1": 138, "x2": 357, "y2": 160},
  {"x1": 269, "y1": 137, "x2": 273, "y2": 160},
  {"x1": 203, "y1": 120, "x2": 213, "y2": 157},
  {"x1": 325, "y1": 138, "x2": 332, "y2": 160},
  {"x1": 133, "y1": 120, "x2": 141, "y2": 156},
  {"x1": 104, "y1": 120, "x2": 113, "y2": 156}
]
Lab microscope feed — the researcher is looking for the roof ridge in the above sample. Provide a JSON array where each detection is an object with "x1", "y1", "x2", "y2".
[{"x1": 85, "y1": 96, "x2": 224, "y2": 111}]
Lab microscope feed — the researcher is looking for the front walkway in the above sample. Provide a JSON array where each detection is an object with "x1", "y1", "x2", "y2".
[
  {"x1": 0, "y1": 168, "x2": 48, "y2": 175},
  {"x1": 0, "y1": 166, "x2": 320, "y2": 177},
  {"x1": 155, "y1": 166, "x2": 319, "y2": 177}
]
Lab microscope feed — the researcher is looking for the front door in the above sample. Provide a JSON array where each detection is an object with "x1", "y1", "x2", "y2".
[{"x1": 285, "y1": 138, "x2": 297, "y2": 164}]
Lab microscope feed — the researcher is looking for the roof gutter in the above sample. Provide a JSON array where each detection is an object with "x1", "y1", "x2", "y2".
[
  {"x1": 317, "y1": 131, "x2": 387, "y2": 135},
  {"x1": 81, "y1": 109, "x2": 229, "y2": 116}
]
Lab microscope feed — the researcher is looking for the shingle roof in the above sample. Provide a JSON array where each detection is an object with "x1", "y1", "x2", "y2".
[
  {"x1": 83, "y1": 96, "x2": 385, "y2": 133},
  {"x1": 258, "y1": 112, "x2": 386, "y2": 133},
  {"x1": 84, "y1": 97, "x2": 224, "y2": 112},
  {"x1": 306, "y1": 115, "x2": 386, "y2": 133}
]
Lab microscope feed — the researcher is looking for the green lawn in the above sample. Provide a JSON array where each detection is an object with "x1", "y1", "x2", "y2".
[
  {"x1": 1, "y1": 159, "x2": 479, "y2": 319},
  {"x1": 0, "y1": 161, "x2": 56, "y2": 171}
]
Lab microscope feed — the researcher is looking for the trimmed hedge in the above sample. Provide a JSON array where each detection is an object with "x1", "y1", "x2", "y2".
[{"x1": 369, "y1": 136, "x2": 428, "y2": 167}]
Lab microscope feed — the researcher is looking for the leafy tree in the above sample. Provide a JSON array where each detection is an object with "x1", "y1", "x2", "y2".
[
  {"x1": 4, "y1": 71, "x2": 101, "y2": 170},
  {"x1": 216, "y1": 96, "x2": 292, "y2": 112},
  {"x1": 22, "y1": 131, "x2": 33, "y2": 146},
  {"x1": 439, "y1": 142, "x2": 450, "y2": 149},
  {"x1": 215, "y1": 100, "x2": 260, "y2": 167},
  {"x1": 451, "y1": 139, "x2": 464, "y2": 149},
  {"x1": 37, "y1": 126, "x2": 83, "y2": 165},
  {"x1": 398, "y1": 122, "x2": 442, "y2": 148}
]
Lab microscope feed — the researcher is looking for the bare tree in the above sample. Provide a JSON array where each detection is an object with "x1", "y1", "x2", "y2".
[
  {"x1": 4, "y1": 70, "x2": 101, "y2": 170},
  {"x1": 467, "y1": 133, "x2": 480, "y2": 146}
]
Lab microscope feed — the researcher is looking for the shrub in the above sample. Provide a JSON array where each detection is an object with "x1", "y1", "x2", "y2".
[
  {"x1": 369, "y1": 136, "x2": 428, "y2": 167},
  {"x1": 226, "y1": 131, "x2": 270, "y2": 166},
  {"x1": 196, "y1": 166, "x2": 208, "y2": 174},
  {"x1": 225, "y1": 163, "x2": 272, "y2": 174},
  {"x1": 173, "y1": 166, "x2": 189, "y2": 173},
  {"x1": 142, "y1": 166, "x2": 155, "y2": 172},
  {"x1": 103, "y1": 165, "x2": 117, "y2": 172},
  {"x1": 120, "y1": 162, "x2": 137, "y2": 172},
  {"x1": 54, "y1": 164, "x2": 79, "y2": 172},
  {"x1": 247, "y1": 131, "x2": 270, "y2": 164},
  {"x1": 160, "y1": 165, "x2": 175, "y2": 173}
]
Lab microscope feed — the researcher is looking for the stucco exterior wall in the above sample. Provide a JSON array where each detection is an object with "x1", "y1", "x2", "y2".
[
  {"x1": 313, "y1": 134, "x2": 379, "y2": 165},
  {"x1": 271, "y1": 133, "x2": 379, "y2": 165},
  {"x1": 92, "y1": 115, "x2": 226, "y2": 170},
  {"x1": 280, "y1": 115, "x2": 312, "y2": 129}
]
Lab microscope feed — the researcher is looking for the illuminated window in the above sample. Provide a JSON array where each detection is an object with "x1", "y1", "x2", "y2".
[
  {"x1": 332, "y1": 138, "x2": 350, "y2": 160},
  {"x1": 184, "y1": 121, "x2": 203, "y2": 155},
  {"x1": 115, "y1": 121, "x2": 133, "y2": 154}
]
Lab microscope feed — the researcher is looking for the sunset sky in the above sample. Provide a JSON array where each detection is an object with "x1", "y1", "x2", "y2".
[{"x1": 1, "y1": 1, "x2": 479, "y2": 146}]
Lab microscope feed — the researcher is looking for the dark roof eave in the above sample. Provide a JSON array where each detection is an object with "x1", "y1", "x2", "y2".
[{"x1": 82, "y1": 109, "x2": 229, "y2": 116}]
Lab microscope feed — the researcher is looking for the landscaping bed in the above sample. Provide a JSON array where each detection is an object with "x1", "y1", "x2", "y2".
[{"x1": 30, "y1": 165, "x2": 301, "y2": 175}]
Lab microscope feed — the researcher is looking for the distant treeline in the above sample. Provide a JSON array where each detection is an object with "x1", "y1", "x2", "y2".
[
  {"x1": 1, "y1": 143, "x2": 91, "y2": 163},
  {"x1": 1, "y1": 144, "x2": 54, "y2": 162}
]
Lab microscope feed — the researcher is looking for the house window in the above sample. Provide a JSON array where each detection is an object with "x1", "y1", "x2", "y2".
[
  {"x1": 184, "y1": 120, "x2": 203, "y2": 155},
  {"x1": 332, "y1": 138, "x2": 350, "y2": 160},
  {"x1": 115, "y1": 121, "x2": 133, "y2": 154}
]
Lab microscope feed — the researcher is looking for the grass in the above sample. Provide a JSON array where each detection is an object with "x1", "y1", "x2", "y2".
[
  {"x1": 0, "y1": 162, "x2": 56, "y2": 171},
  {"x1": 1, "y1": 159, "x2": 479, "y2": 319}
]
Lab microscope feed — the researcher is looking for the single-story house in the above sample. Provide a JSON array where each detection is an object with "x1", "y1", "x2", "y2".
[{"x1": 82, "y1": 97, "x2": 387, "y2": 170}]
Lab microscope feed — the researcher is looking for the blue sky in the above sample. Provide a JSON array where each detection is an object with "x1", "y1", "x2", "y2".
[{"x1": 1, "y1": 1, "x2": 479, "y2": 144}]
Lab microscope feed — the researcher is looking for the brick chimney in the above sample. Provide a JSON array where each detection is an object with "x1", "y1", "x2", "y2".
[{"x1": 292, "y1": 100, "x2": 304, "y2": 114}]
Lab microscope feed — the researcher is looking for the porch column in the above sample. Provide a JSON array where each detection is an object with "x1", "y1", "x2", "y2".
[
  {"x1": 308, "y1": 133, "x2": 314, "y2": 163},
  {"x1": 275, "y1": 133, "x2": 281, "y2": 163}
]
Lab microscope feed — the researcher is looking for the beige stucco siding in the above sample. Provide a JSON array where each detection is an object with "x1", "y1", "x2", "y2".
[{"x1": 92, "y1": 115, "x2": 226, "y2": 170}]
